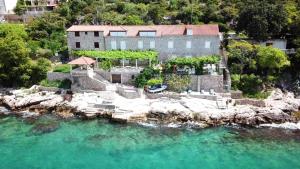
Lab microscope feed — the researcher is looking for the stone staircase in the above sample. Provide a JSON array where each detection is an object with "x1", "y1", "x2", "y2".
[
  {"x1": 216, "y1": 96, "x2": 227, "y2": 109},
  {"x1": 93, "y1": 72, "x2": 117, "y2": 91}
]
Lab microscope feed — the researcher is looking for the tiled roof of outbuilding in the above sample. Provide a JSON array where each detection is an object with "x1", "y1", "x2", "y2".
[{"x1": 67, "y1": 25, "x2": 219, "y2": 36}]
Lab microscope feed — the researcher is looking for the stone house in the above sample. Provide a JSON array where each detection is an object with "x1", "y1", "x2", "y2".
[
  {"x1": 65, "y1": 25, "x2": 228, "y2": 92},
  {"x1": 67, "y1": 25, "x2": 222, "y2": 61}
]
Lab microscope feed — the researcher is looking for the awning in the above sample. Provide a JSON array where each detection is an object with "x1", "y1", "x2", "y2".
[{"x1": 68, "y1": 56, "x2": 96, "y2": 65}]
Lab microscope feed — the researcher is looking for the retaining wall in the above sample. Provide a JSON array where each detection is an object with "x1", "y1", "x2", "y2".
[
  {"x1": 190, "y1": 75, "x2": 224, "y2": 93},
  {"x1": 47, "y1": 72, "x2": 71, "y2": 81}
]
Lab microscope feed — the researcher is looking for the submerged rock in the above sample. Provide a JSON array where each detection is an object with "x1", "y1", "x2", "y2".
[{"x1": 30, "y1": 121, "x2": 60, "y2": 135}]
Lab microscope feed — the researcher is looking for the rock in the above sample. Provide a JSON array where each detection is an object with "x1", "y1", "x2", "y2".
[
  {"x1": 268, "y1": 89, "x2": 284, "y2": 100},
  {"x1": 14, "y1": 93, "x2": 54, "y2": 109},
  {"x1": 149, "y1": 99, "x2": 191, "y2": 115},
  {"x1": 0, "y1": 106, "x2": 11, "y2": 116},
  {"x1": 256, "y1": 108, "x2": 292, "y2": 123},
  {"x1": 234, "y1": 107, "x2": 257, "y2": 125},
  {"x1": 2, "y1": 95, "x2": 16, "y2": 109},
  {"x1": 18, "y1": 111, "x2": 40, "y2": 118},
  {"x1": 39, "y1": 96, "x2": 64, "y2": 109},
  {"x1": 260, "y1": 122, "x2": 300, "y2": 130},
  {"x1": 54, "y1": 104, "x2": 75, "y2": 119}
]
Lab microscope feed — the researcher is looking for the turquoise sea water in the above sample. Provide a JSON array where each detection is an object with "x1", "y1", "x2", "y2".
[{"x1": 0, "y1": 115, "x2": 300, "y2": 169}]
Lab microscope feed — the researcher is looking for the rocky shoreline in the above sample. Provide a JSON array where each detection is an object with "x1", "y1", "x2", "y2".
[{"x1": 1, "y1": 85, "x2": 300, "y2": 129}]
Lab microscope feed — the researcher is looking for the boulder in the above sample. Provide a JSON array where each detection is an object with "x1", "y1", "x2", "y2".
[
  {"x1": 256, "y1": 108, "x2": 292, "y2": 123},
  {"x1": 2, "y1": 95, "x2": 16, "y2": 109},
  {"x1": 268, "y1": 89, "x2": 284, "y2": 100}
]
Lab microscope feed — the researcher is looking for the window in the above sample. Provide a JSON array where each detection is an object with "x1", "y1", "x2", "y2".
[
  {"x1": 111, "y1": 41, "x2": 117, "y2": 50},
  {"x1": 94, "y1": 42, "x2": 99, "y2": 48},
  {"x1": 138, "y1": 41, "x2": 143, "y2": 49},
  {"x1": 150, "y1": 41, "x2": 155, "y2": 49},
  {"x1": 75, "y1": 31, "x2": 80, "y2": 37},
  {"x1": 120, "y1": 41, "x2": 126, "y2": 50},
  {"x1": 94, "y1": 31, "x2": 99, "y2": 37},
  {"x1": 75, "y1": 42, "x2": 80, "y2": 48},
  {"x1": 85, "y1": 32, "x2": 88, "y2": 35},
  {"x1": 187, "y1": 29, "x2": 193, "y2": 35},
  {"x1": 205, "y1": 41, "x2": 211, "y2": 49},
  {"x1": 110, "y1": 31, "x2": 126, "y2": 37},
  {"x1": 139, "y1": 31, "x2": 156, "y2": 37},
  {"x1": 186, "y1": 41, "x2": 192, "y2": 49},
  {"x1": 168, "y1": 41, "x2": 174, "y2": 49}
]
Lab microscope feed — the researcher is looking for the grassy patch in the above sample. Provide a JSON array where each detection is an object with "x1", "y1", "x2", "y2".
[
  {"x1": 244, "y1": 91, "x2": 271, "y2": 99},
  {"x1": 40, "y1": 79, "x2": 71, "y2": 89},
  {"x1": 53, "y1": 64, "x2": 71, "y2": 73}
]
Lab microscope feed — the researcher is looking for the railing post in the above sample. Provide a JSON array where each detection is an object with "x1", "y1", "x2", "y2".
[{"x1": 135, "y1": 59, "x2": 138, "y2": 68}]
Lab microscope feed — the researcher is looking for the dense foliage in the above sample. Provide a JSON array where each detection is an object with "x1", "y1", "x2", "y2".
[
  {"x1": 0, "y1": 24, "x2": 51, "y2": 87},
  {"x1": 236, "y1": 0, "x2": 287, "y2": 41},
  {"x1": 73, "y1": 50, "x2": 158, "y2": 60},
  {"x1": 147, "y1": 78, "x2": 163, "y2": 86},
  {"x1": 134, "y1": 67, "x2": 160, "y2": 88},
  {"x1": 228, "y1": 40, "x2": 290, "y2": 97},
  {"x1": 40, "y1": 79, "x2": 72, "y2": 89},
  {"x1": 165, "y1": 74, "x2": 191, "y2": 93}
]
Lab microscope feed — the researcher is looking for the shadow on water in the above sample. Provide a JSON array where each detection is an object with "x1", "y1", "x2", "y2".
[{"x1": 227, "y1": 126, "x2": 300, "y2": 142}]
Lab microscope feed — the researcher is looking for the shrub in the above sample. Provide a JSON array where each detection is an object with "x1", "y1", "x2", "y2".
[
  {"x1": 134, "y1": 67, "x2": 160, "y2": 88},
  {"x1": 240, "y1": 74, "x2": 263, "y2": 95},
  {"x1": 165, "y1": 74, "x2": 191, "y2": 93},
  {"x1": 147, "y1": 78, "x2": 163, "y2": 86},
  {"x1": 244, "y1": 91, "x2": 270, "y2": 99},
  {"x1": 53, "y1": 64, "x2": 70, "y2": 73},
  {"x1": 40, "y1": 79, "x2": 71, "y2": 89},
  {"x1": 231, "y1": 74, "x2": 240, "y2": 90},
  {"x1": 99, "y1": 59, "x2": 113, "y2": 70}
]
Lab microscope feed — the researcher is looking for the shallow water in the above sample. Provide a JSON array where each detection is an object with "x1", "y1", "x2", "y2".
[{"x1": 0, "y1": 116, "x2": 300, "y2": 169}]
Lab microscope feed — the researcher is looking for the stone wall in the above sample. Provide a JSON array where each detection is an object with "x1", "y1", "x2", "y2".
[
  {"x1": 95, "y1": 68, "x2": 141, "y2": 85},
  {"x1": 117, "y1": 86, "x2": 140, "y2": 99},
  {"x1": 190, "y1": 75, "x2": 224, "y2": 93},
  {"x1": 71, "y1": 76, "x2": 106, "y2": 91},
  {"x1": 231, "y1": 90, "x2": 243, "y2": 99},
  {"x1": 47, "y1": 72, "x2": 71, "y2": 81},
  {"x1": 235, "y1": 99, "x2": 266, "y2": 107}
]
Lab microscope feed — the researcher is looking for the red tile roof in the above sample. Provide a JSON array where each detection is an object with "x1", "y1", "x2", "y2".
[
  {"x1": 67, "y1": 25, "x2": 219, "y2": 36},
  {"x1": 68, "y1": 57, "x2": 96, "y2": 65}
]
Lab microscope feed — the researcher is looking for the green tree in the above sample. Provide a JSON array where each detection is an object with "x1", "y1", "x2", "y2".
[
  {"x1": 227, "y1": 40, "x2": 257, "y2": 75},
  {"x1": 26, "y1": 13, "x2": 66, "y2": 55},
  {"x1": 14, "y1": 0, "x2": 26, "y2": 15},
  {"x1": 236, "y1": 0, "x2": 288, "y2": 41},
  {"x1": 257, "y1": 46, "x2": 290, "y2": 74},
  {"x1": 0, "y1": 24, "x2": 51, "y2": 87}
]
